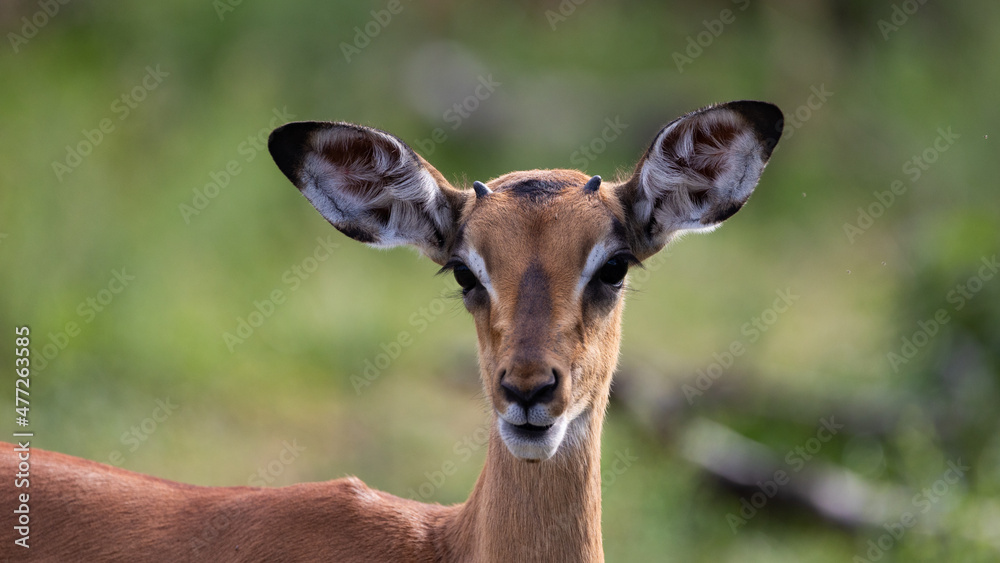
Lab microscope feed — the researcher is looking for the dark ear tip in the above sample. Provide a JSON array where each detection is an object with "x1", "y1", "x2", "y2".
[
  {"x1": 269, "y1": 121, "x2": 337, "y2": 187},
  {"x1": 721, "y1": 100, "x2": 784, "y2": 160},
  {"x1": 268, "y1": 122, "x2": 311, "y2": 186}
]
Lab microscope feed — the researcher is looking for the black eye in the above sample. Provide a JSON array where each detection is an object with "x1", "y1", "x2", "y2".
[
  {"x1": 597, "y1": 256, "x2": 629, "y2": 287},
  {"x1": 453, "y1": 264, "x2": 479, "y2": 292}
]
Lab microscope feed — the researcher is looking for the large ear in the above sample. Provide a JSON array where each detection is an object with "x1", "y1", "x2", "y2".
[
  {"x1": 615, "y1": 101, "x2": 783, "y2": 259},
  {"x1": 268, "y1": 121, "x2": 470, "y2": 264}
]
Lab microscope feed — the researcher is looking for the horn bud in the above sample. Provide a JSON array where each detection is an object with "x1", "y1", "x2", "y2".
[
  {"x1": 473, "y1": 181, "x2": 492, "y2": 198},
  {"x1": 582, "y1": 175, "x2": 602, "y2": 193}
]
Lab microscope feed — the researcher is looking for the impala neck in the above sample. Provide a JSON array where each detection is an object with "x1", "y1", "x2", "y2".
[{"x1": 444, "y1": 401, "x2": 608, "y2": 562}]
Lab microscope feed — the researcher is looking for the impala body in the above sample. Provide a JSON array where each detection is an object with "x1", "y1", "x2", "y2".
[{"x1": 2, "y1": 100, "x2": 782, "y2": 561}]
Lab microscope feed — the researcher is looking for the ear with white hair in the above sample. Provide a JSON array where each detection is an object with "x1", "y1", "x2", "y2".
[
  {"x1": 268, "y1": 121, "x2": 470, "y2": 264},
  {"x1": 615, "y1": 101, "x2": 783, "y2": 259}
]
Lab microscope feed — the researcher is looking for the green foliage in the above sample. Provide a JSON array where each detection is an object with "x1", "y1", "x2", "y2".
[{"x1": 1, "y1": 1, "x2": 998, "y2": 560}]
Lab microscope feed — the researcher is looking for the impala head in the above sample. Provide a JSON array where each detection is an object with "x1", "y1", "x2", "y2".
[{"x1": 269, "y1": 101, "x2": 782, "y2": 462}]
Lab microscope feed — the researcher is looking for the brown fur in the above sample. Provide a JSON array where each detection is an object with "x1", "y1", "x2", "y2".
[{"x1": 1, "y1": 100, "x2": 782, "y2": 562}]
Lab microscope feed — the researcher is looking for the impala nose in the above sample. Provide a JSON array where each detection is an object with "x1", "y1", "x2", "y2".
[{"x1": 499, "y1": 367, "x2": 558, "y2": 409}]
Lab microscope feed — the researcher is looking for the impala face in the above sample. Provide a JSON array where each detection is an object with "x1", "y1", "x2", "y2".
[
  {"x1": 446, "y1": 171, "x2": 632, "y2": 460},
  {"x1": 268, "y1": 101, "x2": 782, "y2": 462}
]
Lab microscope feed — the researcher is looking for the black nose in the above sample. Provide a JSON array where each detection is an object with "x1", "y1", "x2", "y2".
[{"x1": 500, "y1": 368, "x2": 558, "y2": 408}]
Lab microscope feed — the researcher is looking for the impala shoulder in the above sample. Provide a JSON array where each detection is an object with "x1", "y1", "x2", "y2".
[
  {"x1": 331, "y1": 474, "x2": 369, "y2": 494},
  {"x1": 263, "y1": 477, "x2": 452, "y2": 561}
]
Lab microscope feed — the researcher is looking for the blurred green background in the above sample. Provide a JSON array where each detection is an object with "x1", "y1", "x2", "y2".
[{"x1": 2, "y1": 0, "x2": 998, "y2": 560}]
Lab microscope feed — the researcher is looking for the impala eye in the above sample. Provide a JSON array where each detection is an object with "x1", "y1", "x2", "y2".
[
  {"x1": 596, "y1": 256, "x2": 629, "y2": 287},
  {"x1": 453, "y1": 264, "x2": 480, "y2": 292}
]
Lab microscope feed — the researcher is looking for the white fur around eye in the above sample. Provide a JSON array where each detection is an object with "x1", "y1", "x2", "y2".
[
  {"x1": 461, "y1": 247, "x2": 496, "y2": 301},
  {"x1": 575, "y1": 240, "x2": 614, "y2": 299}
]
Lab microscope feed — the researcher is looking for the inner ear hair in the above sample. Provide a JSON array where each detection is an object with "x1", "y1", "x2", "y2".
[
  {"x1": 268, "y1": 121, "x2": 471, "y2": 264},
  {"x1": 621, "y1": 100, "x2": 783, "y2": 256}
]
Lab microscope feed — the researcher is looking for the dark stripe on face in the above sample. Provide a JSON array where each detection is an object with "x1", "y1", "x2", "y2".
[
  {"x1": 514, "y1": 261, "x2": 553, "y2": 352},
  {"x1": 452, "y1": 225, "x2": 467, "y2": 253},
  {"x1": 501, "y1": 179, "x2": 570, "y2": 201},
  {"x1": 609, "y1": 216, "x2": 629, "y2": 245}
]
